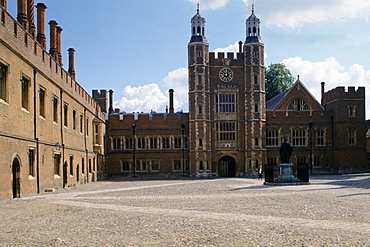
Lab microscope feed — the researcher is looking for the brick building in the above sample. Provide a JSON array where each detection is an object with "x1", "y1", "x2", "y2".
[
  {"x1": 104, "y1": 6, "x2": 367, "y2": 177},
  {"x1": 0, "y1": 1, "x2": 106, "y2": 199}
]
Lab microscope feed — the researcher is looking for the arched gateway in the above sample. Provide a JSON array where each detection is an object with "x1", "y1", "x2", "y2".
[{"x1": 218, "y1": 156, "x2": 236, "y2": 177}]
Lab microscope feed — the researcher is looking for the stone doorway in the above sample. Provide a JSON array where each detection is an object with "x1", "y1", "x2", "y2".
[
  {"x1": 63, "y1": 161, "x2": 68, "y2": 188},
  {"x1": 218, "y1": 156, "x2": 236, "y2": 177},
  {"x1": 12, "y1": 157, "x2": 21, "y2": 198}
]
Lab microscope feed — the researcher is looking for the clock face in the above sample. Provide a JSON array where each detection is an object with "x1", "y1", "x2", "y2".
[{"x1": 219, "y1": 67, "x2": 234, "y2": 82}]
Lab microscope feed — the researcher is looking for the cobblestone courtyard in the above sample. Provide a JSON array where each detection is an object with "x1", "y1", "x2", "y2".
[{"x1": 0, "y1": 174, "x2": 369, "y2": 246}]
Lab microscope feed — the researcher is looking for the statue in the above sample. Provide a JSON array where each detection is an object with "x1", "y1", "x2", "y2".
[{"x1": 280, "y1": 137, "x2": 293, "y2": 163}]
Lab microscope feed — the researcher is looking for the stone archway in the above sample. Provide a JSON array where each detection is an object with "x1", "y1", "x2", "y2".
[
  {"x1": 218, "y1": 156, "x2": 236, "y2": 177},
  {"x1": 12, "y1": 157, "x2": 21, "y2": 198}
]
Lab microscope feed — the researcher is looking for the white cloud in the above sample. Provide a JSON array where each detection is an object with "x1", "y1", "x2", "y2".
[
  {"x1": 254, "y1": 0, "x2": 370, "y2": 28},
  {"x1": 187, "y1": 0, "x2": 230, "y2": 10},
  {"x1": 115, "y1": 68, "x2": 189, "y2": 114},
  {"x1": 115, "y1": 84, "x2": 168, "y2": 113},
  {"x1": 282, "y1": 56, "x2": 370, "y2": 118}
]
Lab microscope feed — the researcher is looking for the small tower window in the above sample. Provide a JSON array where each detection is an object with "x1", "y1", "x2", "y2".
[{"x1": 197, "y1": 26, "x2": 201, "y2": 35}]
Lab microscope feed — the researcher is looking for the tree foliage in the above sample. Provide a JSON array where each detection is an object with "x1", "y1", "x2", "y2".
[{"x1": 265, "y1": 63, "x2": 294, "y2": 101}]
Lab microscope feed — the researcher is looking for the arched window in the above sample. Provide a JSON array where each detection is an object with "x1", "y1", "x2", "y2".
[
  {"x1": 197, "y1": 26, "x2": 201, "y2": 35},
  {"x1": 288, "y1": 99, "x2": 310, "y2": 111},
  {"x1": 248, "y1": 27, "x2": 251, "y2": 35},
  {"x1": 253, "y1": 27, "x2": 257, "y2": 35},
  {"x1": 192, "y1": 27, "x2": 195, "y2": 35}
]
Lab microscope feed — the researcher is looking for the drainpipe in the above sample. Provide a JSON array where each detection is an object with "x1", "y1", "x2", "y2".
[
  {"x1": 33, "y1": 68, "x2": 40, "y2": 194},
  {"x1": 84, "y1": 108, "x2": 88, "y2": 182},
  {"x1": 309, "y1": 122, "x2": 313, "y2": 174},
  {"x1": 60, "y1": 89, "x2": 65, "y2": 187}
]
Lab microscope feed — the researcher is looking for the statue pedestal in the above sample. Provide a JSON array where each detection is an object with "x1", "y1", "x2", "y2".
[{"x1": 277, "y1": 163, "x2": 296, "y2": 182}]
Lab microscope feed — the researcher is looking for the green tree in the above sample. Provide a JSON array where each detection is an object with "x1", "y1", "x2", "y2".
[{"x1": 265, "y1": 63, "x2": 294, "y2": 101}]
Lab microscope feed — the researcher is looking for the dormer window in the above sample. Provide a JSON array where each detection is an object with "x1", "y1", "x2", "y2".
[{"x1": 288, "y1": 99, "x2": 310, "y2": 111}]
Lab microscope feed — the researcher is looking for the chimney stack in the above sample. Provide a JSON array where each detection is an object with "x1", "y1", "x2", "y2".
[
  {"x1": 27, "y1": 0, "x2": 35, "y2": 38},
  {"x1": 36, "y1": 3, "x2": 46, "y2": 49},
  {"x1": 238, "y1": 41, "x2": 243, "y2": 53},
  {"x1": 169, "y1": 89, "x2": 174, "y2": 113},
  {"x1": 56, "y1": 26, "x2": 62, "y2": 65},
  {"x1": 17, "y1": 0, "x2": 28, "y2": 29},
  {"x1": 48, "y1": 20, "x2": 58, "y2": 60},
  {"x1": 68, "y1": 48, "x2": 76, "y2": 79},
  {"x1": 321, "y1": 82, "x2": 325, "y2": 106},
  {"x1": 108, "y1": 90, "x2": 114, "y2": 114},
  {"x1": 0, "y1": 0, "x2": 7, "y2": 9}
]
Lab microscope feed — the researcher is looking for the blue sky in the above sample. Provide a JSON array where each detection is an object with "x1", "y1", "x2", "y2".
[{"x1": 6, "y1": 0, "x2": 370, "y2": 117}]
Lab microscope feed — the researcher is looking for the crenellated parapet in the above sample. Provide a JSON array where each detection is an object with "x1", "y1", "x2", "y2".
[
  {"x1": 209, "y1": 52, "x2": 244, "y2": 66},
  {"x1": 323, "y1": 86, "x2": 365, "y2": 104}
]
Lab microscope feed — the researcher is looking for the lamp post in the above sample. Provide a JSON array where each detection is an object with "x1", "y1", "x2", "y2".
[
  {"x1": 132, "y1": 124, "x2": 136, "y2": 177},
  {"x1": 181, "y1": 124, "x2": 185, "y2": 177}
]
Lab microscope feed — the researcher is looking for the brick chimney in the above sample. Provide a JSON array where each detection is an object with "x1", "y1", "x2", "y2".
[
  {"x1": 321, "y1": 82, "x2": 325, "y2": 106},
  {"x1": 68, "y1": 48, "x2": 76, "y2": 79},
  {"x1": 17, "y1": 0, "x2": 28, "y2": 29},
  {"x1": 27, "y1": 0, "x2": 35, "y2": 38},
  {"x1": 238, "y1": 41, "x2": 243, "y2": 53},
  {"x1": 108, "y1": 90, "x2": 114, "y2": 114},
  {"x1": 169, "y1": 89, "x2": 174, "y2": 113},
  {"x1": 0, "y1": 0, "x2": 7, "y2": 9},
  {"x1": 48, "y1": 20, "x2": 58, "y2": 59},
  {"x1": 56, "y1": 26, "x2": 62, "y2": 65},
  {"x1": 36, "y1": 3, "x2": 46, "y2": 49}
]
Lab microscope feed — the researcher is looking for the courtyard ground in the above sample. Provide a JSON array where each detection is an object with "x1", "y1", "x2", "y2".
[{"x1": 0, "y1": 174, "x2": 369, "y2": 246}]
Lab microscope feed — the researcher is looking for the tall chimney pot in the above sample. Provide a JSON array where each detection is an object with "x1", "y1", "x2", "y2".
[
  {"x1": 108, "y1": 90, "x2": 114, "y2": 114},
  {"x1": 68, "y1": 48, "x2": 76, "y2": 79},
  {"x1": 27, "y1": 0, "x2": 35, "y2": 37},
  {"x1": 0, "y1": 0, "x2": 7, "y2": 9},
  {"x1": 56, "y1": 26, "x2": 62, "y2": 65},
  {"x1": 36, "y1": 3, "x2": 47, "y2": 49},
  {"x1": 48, "y1": 20, "x2": 58, "y2": 59},
  {"x1": 17, "y1": 0, "x2": 28, "y2": 29},
  {"x1": 169, "y1": 89, "x2": 174, "y2": 113}
]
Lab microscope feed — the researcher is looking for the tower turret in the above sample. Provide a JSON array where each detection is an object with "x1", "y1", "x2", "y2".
[
  {"x1": 189, "y1": 3, "x2": 207, "y2": 44},
  {"x1": 245, "y1": 5, "x2": 263, "y2": 44}
]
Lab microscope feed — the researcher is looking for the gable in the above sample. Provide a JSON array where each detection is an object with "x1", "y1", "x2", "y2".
[{"x1": 266, "y1": 79, "x2": 324, "y2": 112}]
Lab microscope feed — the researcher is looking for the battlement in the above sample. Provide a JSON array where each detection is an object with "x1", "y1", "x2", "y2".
[
  {"x1": 209, "y1": 52, "x2": 244, "y2": 66},
  {"x1": 108, "y1": 112, "x2": 189, "y2": 127},
  {"x1": 92, "y1": 89, "x2": 108, "y2": 99},
  {"x1": 0, "y1": 6, "x2": 105, "y2": 121},
  {"x1": 324, "y1": 86, "x2": 365, "y2": 103}
]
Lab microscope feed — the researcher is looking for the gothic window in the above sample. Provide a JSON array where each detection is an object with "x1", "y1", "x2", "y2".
[
  {"x1": 348, "y1": 128, "x2": 356, "y2": 145},
  {"x1": 39, "y1": 88, "x2": 46, "y2": 118},
  {"x1": 79, "y1": 114, "x2": 83, "y2": 133},
  {"x1": 192, "y1": 27, "x2": 195, "y2": 35},
  {"x1": 53, "y1": 97, "x2": 58, "y2": 123},
  {"x1": 216, "y1": 122, "x2": 236, "y2": 141},
  {"x1": 125, "y1": 137, "x2": 132, "y2": 150},
  {"x1": 174, "y1": 137, "x2": 182, "y2": 149},
  {"x1": 216, "y1": 94, "x2": 236, "y2": 113},
  {"x1": 313, "y1": 155, "x2": 322, "y2": 167},
  {"x1": 54, "y1": 154, "x2": 61, "y2": 175},
  {"x1": 253, "y1": 27, "x2": 257, "y2": 35},
  {"x1": 150, "y1": 137, "x2": 158, "y2": 149},
  {"x1": 291, "y1": 128, "x2": 307, "y2": 146},
  {"x1": 267, "y1": 157, "x2": 277, "y2": 166},
  {"x1": 94, "y1": 124, "x2": 100, "y2": 145},
  {"x1": 198, "y1": 105, "x2": 203, "y2": 115},
  {"x1": 197, "y1": 26, "x2": 201, "y2": 34},
  {"x1": 296, "y1": 156, "x2": 308, "y2": 166},
  {"x1": 254, "y1": 103, "x2": 259, "y2": 113},
  {"x1": 135, "y1": 160, "x2": 147, "y2": 172},
  {"x1": 121, "y1": 160, "x2": 130, "y2": 172},
  {"x1": 0, "y1": 63, "x2": 7, "y2": 101},
  {"x1": 248, "y1": 27, "x2": 251, "y2": 35},
  {"x1": 162, "y1": 137, "x2": 170, "y2": 149},
  {"x1": 173, "y1": 160, "x2": 182, "y2": 171},
  {"x1": 199, "y1": 138, "x2": 203, "y2": 147},
  {"x1": 316, "y1": 128, "x2": 325, "y2": 146},
  {"x1": 266, "y1": 129, "x2": 279, "y2": 146},
  {"x1": 288, "y1": 99, "x2": 310, "y2": 111},
  {"x1": 137, "y1": 137, "x2": 145, "y2": 149},
  {"x1": 348, "y1": 105, "x2": 356, "y2": 117},
  {"x1": 112, "y1": 137, "x2": 122, "y2": 150},
  {"x1": 28, "y1": 149, "x2": 35, "y2": 177},
  {"x1": 151, "y1": 160, "x2": 159, "y2": 171},
  {"x1": 254, "y1": 75, "x2": 258, "y2": 85},
  {"x1": 63, "y1": 103, "x2": 68, "y2": 127},
  {"x1": 21, "y1": 76, "x2": 30, "y2": 110}
]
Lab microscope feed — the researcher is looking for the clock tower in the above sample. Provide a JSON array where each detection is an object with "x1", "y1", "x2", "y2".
[{"x1": 188, "y1": 5, "x2": 265, "y2": 177}]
